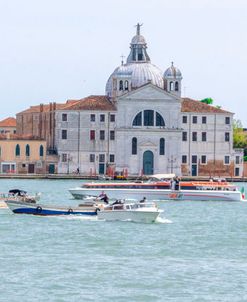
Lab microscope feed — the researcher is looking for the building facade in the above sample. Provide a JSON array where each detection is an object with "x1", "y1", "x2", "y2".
[
  {"x1": 0, "y1": 117, "x2": 16, "y2": 134},
  {"x1": 16, "y1": 24, "x2": 243, "y2": 177},
  {"x1": 0, "y1": 136, "x2": 47, "y2": 174}
]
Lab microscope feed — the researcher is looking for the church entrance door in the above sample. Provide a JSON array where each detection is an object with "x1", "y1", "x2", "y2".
[{"x1": 143, "y1": 150, "x2": 154, "y2": 175}]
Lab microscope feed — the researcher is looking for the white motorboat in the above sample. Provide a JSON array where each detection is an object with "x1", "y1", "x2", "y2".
[
  {"x1": 97, "y1": 201, "x2": 163, "y2": 223},
  {"x1": 69, "y1": 175, "x2": 244, "y2": 202}
]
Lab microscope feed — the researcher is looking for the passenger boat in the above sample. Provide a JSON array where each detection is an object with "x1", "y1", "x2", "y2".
[
  {"x1": 97, "y1": 201, "x2": 163, "y2": 223},
  {"x1": 69, "y1": 174, "x2": 244, "y2": 202},
  {"x1": 5, "y1": 198, "x2": 102, "y2": 216}
]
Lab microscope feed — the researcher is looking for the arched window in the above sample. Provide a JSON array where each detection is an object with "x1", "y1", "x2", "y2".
[
  {"x1": 133, "y1": 112, "x2": 142, "y2": 126},
  {"x1": 124, "y1": 80, "x2": 129, "y2": 91},
  {"x1": 156, "y1": 112, "x2": 165, "y2": 126},
  {"x1": 39, "y1": 145, "x2": 44, "y2": 157},
  {"x1": 119, "y1": 80, "x2": 123, "y2": 91},
  {"x1": 144, "y1": 110, "x2": 154, "y2": 126},
  {"x1": 26, "y1": 144, "x2": 30, "y2": 157},
  {"x1": 15, "y1": 144, "x2": 20, "y2": 157},
  {"x1": 133, "y1": 111, "x2": 165, "y2": 127},
  {"x1": 160, "y1": 138, "x2": 165, "y2": 155},
  {"x1": 170, "y1": 81, "x2": 174, "y2": 91},
  {"x1": 175, "y1": 81, "x2": 179, "y2": 91},
  {"x1": 132, "y1": 137, "x2": 137, "y2": 155}
]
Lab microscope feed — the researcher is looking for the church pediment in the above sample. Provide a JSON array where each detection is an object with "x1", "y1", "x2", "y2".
[{"x1": 118, "y1": 83, "x2": 180, "y2": 102}]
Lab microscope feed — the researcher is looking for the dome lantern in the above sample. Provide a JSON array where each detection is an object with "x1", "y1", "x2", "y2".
[{"x1": 126, "y1": 23, "x2": 151, "y2": 64}]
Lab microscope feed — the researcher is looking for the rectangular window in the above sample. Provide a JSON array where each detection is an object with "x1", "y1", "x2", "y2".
[
  {"x1": 201, "y1": 155, "x2": 207, "y2": 164},
  {"x1": 202, "y1": 116, "x2": 207, "y2": 124},
  {"x1": 90, "y1": 154, "x2": 95, "y2": 162},
  {"x1": 192, "y1": 132, "x2": 197, "y2": 142},
  {"x1": 61, "y1": 153, "x2": 67, "y2": 162},
  {"x1": 182, "y1": 116, "x2": 187, "y2": 123},
  {"x1": 202, "y1": 132, "x2": 207, "y2": 142},
  {"x1": 62, "y1": 130, "x2": 67, "y2": 140},
  {"x1": 192, "y1": 116, "x2": 197, "y2": 124},
  {"x1": 90, "y1": 114, "x2": 95, "y2": 122},
  {"x1": 225, "y1": 132, "x2": 230, "y2": 142},
  {"x1": 236, "y1": 156, "x2": 240, "y2": 164},
  {"x1": 109, "y1": 154, "x2": 115, "y2": 163},
  {"x1": 100, "y1": 130, "x2": 105, "y2": 140},
  {"x1": 192, "y1": 155, "x2": 197, "y2": 164},
  {"x1": 225, "y1": 117, "x2": 230, "y2": 124},
  {"x1": 182, "y1": 155, "x2": 187, "y2": 164},
  {"x1": 224, "y1": 155, "x2": 230, "y2": 165},
  {"x1": 100, "y1": 114, "x2": 105, "y2": 122},
  {"x1": 110, "y1": 130, "x2": 115, "y2": 140},
  {"x1": 99, "y1": 154, "x2": 105, "y2": 163},
  {"x1": 110, "y1": 114, "x2": 115, "y2": 122},
  {"x1": 182, "y1": 132, "x2": 187, "y2": 141},
  {"x1": 62, "y1": 113, "x2": 67, "y2": 121},
  {"x1": 90, "y1": 130, "x2": 95, "y2": 140}
]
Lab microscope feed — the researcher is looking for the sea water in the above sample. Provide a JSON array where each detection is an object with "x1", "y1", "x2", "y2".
[{"x1": 1, "y1": 179, "x2": 247, "y2": 302}]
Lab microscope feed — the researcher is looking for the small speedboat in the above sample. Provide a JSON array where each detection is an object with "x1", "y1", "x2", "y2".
[
  {"x1": 5, "y1": 198, "x2": 103, "y2": 216},
  {"x1": 97, "y1": 201, "x2": 163, "y2": 223},
  {"x1": 8, "y1": 189, "x2": 41, "y2": 203}
]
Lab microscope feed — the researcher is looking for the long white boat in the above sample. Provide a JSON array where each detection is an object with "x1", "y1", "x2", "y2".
[
  {"x1": 5, "y1": 198, "x2": 101, "y2": 216},
  {"x1": 97, "y1": 201, "x2": 163, "y2": 223},
  {"x1": 69, "y1": 176, "x2": 244, "y2": 202}
]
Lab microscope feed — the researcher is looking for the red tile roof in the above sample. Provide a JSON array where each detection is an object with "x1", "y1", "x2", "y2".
[
  {"x1": 63, "y1": 95, "x2": 116, "y2": 111},
  {"x1": 0, "y1": 117, "x2": 16, "y2": 127},
  {"x1": 181, "y1": 98, "x2": 232, "y2": 114},
  {"x1": 17, "y1": 103, "x2": 69, "y2": 114}
]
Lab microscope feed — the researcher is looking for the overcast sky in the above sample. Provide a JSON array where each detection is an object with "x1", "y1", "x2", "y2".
[{"x1": 0, "y1": 0, "x2": 246, "y2": 124}]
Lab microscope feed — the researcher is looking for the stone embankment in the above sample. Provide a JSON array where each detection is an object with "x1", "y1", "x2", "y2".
[{"x1": 0, "y1": 174, "x2": 245, "y2": 182}]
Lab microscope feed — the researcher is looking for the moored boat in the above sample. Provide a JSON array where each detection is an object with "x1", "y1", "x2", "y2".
[
  {"x1": 69, "y1": 175, "x2": 244, "y2": 202},
  {"x1": 5, "y1": 198, "x2": 102, "y2": 216},
  {"x1": 97, "y1": 201, "x2": 163, "y2": 223}
]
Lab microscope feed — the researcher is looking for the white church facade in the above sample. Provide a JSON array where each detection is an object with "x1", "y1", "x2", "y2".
[
  {"x1": 54, "y1": 24, "x2": 243, "y2": 177},
  {"x1": 16, "y1": 24, "x2": 243, "y2": 177}
]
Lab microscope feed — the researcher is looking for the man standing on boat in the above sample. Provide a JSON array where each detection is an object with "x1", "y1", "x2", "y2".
[{"x1": 98, "y1": 192, "x2": 109, "y2": 204}]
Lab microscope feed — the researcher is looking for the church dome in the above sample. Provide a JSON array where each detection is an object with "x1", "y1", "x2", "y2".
[
  {"x1": 105, "y1": 63, "x2": 164, "y2": 96},
  {"x1": 105, "y1": 23, "x2": 164, "y2": 97},
  {"x1": 164, "y1": 62, "x2": 182, "y2": 79}
]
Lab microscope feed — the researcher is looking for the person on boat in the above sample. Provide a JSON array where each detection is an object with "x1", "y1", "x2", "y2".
[
  {"x1": 175, "y1": 176, "x2": 180, "y2": 191},
  {"x1": 140, "y1": 197, "x2": 146, "y2": 203},
  {"x1": 112, "y1": 199, "x2": 123, "y2": 205},
  {"x1": 99, "y1": 192, "x2": 109, "y2": 204}
]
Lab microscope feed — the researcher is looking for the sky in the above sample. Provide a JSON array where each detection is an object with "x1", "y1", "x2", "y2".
[{"x1": 0, "y1": 0, "x2": 246, "y2": 124}]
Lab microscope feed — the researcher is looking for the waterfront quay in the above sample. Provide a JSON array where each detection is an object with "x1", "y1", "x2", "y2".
[{"x1": 0, "y1": 173, "x2": 246, "y2": 182}]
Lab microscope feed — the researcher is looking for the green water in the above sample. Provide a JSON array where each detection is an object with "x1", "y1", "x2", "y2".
[{"x1": 1, "y1": 179, "x2": 247, "y2": 302}]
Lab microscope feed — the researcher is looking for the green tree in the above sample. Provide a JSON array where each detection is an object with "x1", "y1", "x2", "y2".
[{"x1": 233, "y1": 119, "x2": 247, "y2": 149}]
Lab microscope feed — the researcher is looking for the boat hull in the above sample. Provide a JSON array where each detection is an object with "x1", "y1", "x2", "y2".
[
  {"x1": 97, "y1": 209, "x2": 162, "y2": 223},
  {"x1": 5, "y1": 200, "x2": 97, "y2": 216},
  {"x1": 69, "y1": 187, "x2": 242, "y2": 202}
]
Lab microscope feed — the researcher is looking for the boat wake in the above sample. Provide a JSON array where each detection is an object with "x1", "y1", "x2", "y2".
[
  {"x1": 55, "y1": 215, "x2": 98, "y2": 221},
  {"x1": 155, "y1": 216, "x2": 173, "y2": 224}
]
